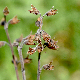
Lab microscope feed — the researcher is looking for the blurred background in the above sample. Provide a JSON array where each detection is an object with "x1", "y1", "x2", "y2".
[{"x1": 0, "y1": 0, "x2": 80, "y2": 80}]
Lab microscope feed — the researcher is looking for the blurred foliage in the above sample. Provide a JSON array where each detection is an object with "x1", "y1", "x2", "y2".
[{"x1": 0, "y1": 0, "x2": 80, "y2": 80}]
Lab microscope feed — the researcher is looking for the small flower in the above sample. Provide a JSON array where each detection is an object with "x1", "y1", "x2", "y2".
[
  {"x1": 3, "y1": 6, "x2": 9, "y2": 16},
  {"x1": 28, "y1": 4, "x2": 40, "y2": 15},
  {"x1": 9, "y1": 16, "x2": 20, "y2": 24}
]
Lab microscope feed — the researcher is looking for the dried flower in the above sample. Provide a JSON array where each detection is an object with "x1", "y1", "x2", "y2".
[
  {"x1": 35, "y1": 17, "x2": 43, "y2": 27},
  {"x1": 43, "y1": 6, "x2": 58, "y2": 17},
  {"x1": 9, "y1": 16, "x2": 20, "y2": 24},
  {"x1": 24, "y1": 33, "x2": 36, "y2": 45},
  {"x1": 3, "y1": 6, "x2": 9, "y2": 16},
  {"x1": 43, "y1": 61, "x2": 54, "y2": 70},
  {"x1": 28, "y1": 4, "x2": 40, "y2": 15},
  {"x1": 24, "y1": 55, "x2": 32, "y2": 63},
  {"x1": 0, "y1": 41, "x2": 6, "y2": 48},
  {"x1": 27, "y1": 47, "x2": 36, "y2": 55},
  {"x1": 42, "y1": 30, "x2": 51, "y2": 42},
  {"x1": 16, "y1": 34, "x2": 23, "y2": 43},
  {"x1": 35, "y1": 29, "x2": 41, "y2": 43},
  {"x1": 36, "y1": 42, "x2": 43, "y2": 53}
]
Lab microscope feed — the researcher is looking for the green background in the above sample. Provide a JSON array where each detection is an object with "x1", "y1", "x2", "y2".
[{"x1": 0, "y1": 0, "x2": 80, "y2": 80}]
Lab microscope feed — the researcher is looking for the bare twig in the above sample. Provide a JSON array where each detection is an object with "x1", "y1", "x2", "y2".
[
  {"x1": 37, "y1": 52, "x2": 41, "y2": 80},
  {"x1": 4, "y1": 22, "x2": 20, "y2": 80},
  {"x1": 18, "y1": 43, "x2": 26, "y2": 80}
]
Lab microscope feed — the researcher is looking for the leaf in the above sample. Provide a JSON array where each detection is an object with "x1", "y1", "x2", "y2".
[
  {"x1": 3, "y1": 6, "x2": 9, "y2": 16},
  {"x1": 27, "y1": 47, "x2": 36, "y2": 55},
  {"x1": 9, "y1": 16, "x2": 20, "y2": 24},
  {"x1": 28, "y1": 4, "x2": 40, "y2": 15}
]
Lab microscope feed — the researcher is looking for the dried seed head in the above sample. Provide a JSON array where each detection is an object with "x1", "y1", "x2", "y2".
[
  {"x1": 3, "y1": 6, "x2": 9, "y2": 16},
  {"x1": 27, "y1": 47, "x2": 36, "y2": 55},
  {"x1": 28, "y1": 4, "x2": 40, "y2": 15},
  {"x1": 43, "y1": 6, "x2": 58, "y2": 17},
  {"x1": 43, "y1": 61, "x2": 54, "y2": 70},
  {"x1": 42, "y1": 30, "x2": 51, "y2": 42},
  {"x1": 9, "y1": 16, "x2": 20, "y2": 24},
  {"x1": 24, "y1": 33, "x2": 36, "y2": 45},
  {"x1": 36, "y1": 42, "x2": 43, "y2": 53}
]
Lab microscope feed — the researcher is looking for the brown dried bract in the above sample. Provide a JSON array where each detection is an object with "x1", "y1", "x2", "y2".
[
  {"x1": 27, "y1": 47, "x2": 36, "y2": 55},
  {"x1": 3, "y1": 6, "x2": 9, "y2": 16},
  {"x1": 37, "y1": 42, "x2": 43, "y2": 53},
  {"x1": 43, "y1": 61, "x2": 54, "y2": 70},
  {"x1": 28, "y1": 4, "x2": 40, "y2": 15},
  {"x1": 0, "y1": 41, "x2": 6, "y2": 48},
  {"x1": 42, "y1": 30, "x2": 51, "y2": 42},
  {"x1": 9, "y1": 16, "x2": 20, "y2": 24},
  {"x1": 44, "y1": 39, "x2": 59, "y2": 50},
  {"x1": 24, "y1": 34, "x2": 36, "y2": 45},
  {"x1": 24, "y1": 55, "x2": 32, "y2": 63},
  {"x1": 16, "y1": 34, "x2": 23, "y2": 43},
  {"x1": 44, "y1": 6, "x2": 57, "y2": 16},
  {"x1": 35, "y1": 17, "x2": 43, "y2": 27}
]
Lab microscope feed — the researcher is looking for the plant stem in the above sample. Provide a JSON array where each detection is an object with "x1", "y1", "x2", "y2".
[
  {"x1": 37, "y1": 52, "x2": 41, "y2": 80},
  {"x1": 18, "y1": 46, "x2": 26, "y2": 80},
  {"x1": 4, "y1": 23, "x2": 20, "y2": 80}
]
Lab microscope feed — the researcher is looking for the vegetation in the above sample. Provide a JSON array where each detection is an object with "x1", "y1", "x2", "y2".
[{"x1": 0, "y1": 0, "x2": 80, "y2": 80}]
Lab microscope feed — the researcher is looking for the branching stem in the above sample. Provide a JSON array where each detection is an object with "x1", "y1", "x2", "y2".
[{"x1": 4, "y1": 22, "x2": 20, "y2": 80}]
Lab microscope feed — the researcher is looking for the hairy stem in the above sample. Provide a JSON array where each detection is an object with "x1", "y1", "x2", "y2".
[
  {"x1": 37, "y1": 52, "x2": 41, "y2": 80},
  {"x1": 18, "y1": 46, "x2": 26, "y2": 80},
  {"x1": 4, "y1": 23, "x2": 20, "y2": 80}
]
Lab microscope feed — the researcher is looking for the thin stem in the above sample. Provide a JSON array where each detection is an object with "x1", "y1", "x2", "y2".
[
  {"x1": 4, "y1": 23, "x2": 20, "y2": 80},
  {"x1": 37, "y1": 52, "x2": 41, "y2": 80},
  {"x1": 18, "y1": 44, "x2": 26, "y2": 80}
]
